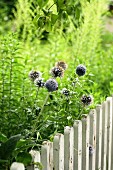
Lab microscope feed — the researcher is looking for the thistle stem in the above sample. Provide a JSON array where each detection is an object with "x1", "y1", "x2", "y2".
[
  {"x1": 32, "y1": 92, "x2": 50, "y2": 135},
  {"x1": 38, "y1": 92, "x2": 50, "y2": 118},
  {"x1": 32, "y1": 87, "x2": 39, "y2": 113}
]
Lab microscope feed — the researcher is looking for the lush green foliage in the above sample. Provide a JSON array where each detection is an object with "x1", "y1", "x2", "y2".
[{"x1": 0, "y1": 0, "x2": 113, "y2": 168}]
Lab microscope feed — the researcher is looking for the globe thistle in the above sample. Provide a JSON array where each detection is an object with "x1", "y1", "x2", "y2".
[
  {"x1": 34, "y1": 78, "x2": 45, "y2": 88},
  {"x1": 61, "y1": 88, "x2": 70, "y2": 96},
  {"x1": 45, "y1": 78, "x2": 58, "y2": 92},
  {"x1": 76, "y1": 64, "x2": 86, "y2": 76},
  {"x1": 29, "y1": 70, "x2": 42, "y2": 81},
  {"x1": 55, "y1": 61, "x2": 68, "y2": 70},
  {"x1": 81, "y1": 95, "x2": 93, "y2": 106},
  {"x1": 50, "y1": 66, "x2": 64, "y2": 78}
]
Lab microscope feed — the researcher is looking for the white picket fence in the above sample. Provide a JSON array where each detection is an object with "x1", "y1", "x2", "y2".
[{"x1": 10, "y1": 96, "x2": 113, "y2": 170}]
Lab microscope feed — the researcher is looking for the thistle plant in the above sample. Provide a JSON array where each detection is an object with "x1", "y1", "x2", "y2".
[
  {"x1": 34, "y1": 78, "x2": 45, "y2": 88},
  {"x1": 76, "y1": 64, "x2": 86, "y2": 76},
  {"x1": 50, "y1": 66, "x2": 64, "y2": 78},
  {"x1": 55, "y1": 61, "x2": 68, "y2": 70},
  {"x1": 81, "y1": 95, "x2": 93, "y2": 106},
  {"x1": 29, "y1": 71, "x2": 42, "y2": 81},
  {"x1": 45, "y1": 78, "x2": 58, "y2": 92},
  {"x1": 61, "y1": 88, "x2": 70, "y2": 96}
]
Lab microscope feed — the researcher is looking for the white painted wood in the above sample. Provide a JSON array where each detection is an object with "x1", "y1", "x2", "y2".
[
  {"x1": 101, "y1": 101, "x2": 106, "y2": 170},
  {"x1": 103, "y1": 101, "x2": 108, "y2": 170},
  {"x1": 49, "y1": 142, "x2": 53, "y2": 170},
  {"x1": 29, "y1": 150, "x2": 41, "y2": 170},
  {"x1": 111, "y1": 96, "x2": 113, "y2": 170},
  {"x1": 41, "y1": 141, "x2": 53, "y2": 170},
  {"x1": 73, "y1": 120, "x2": 82, "y2": 170},
  {"x1": 10, "y1": 162, "x2": 25, "y2": 170},
  {"x1": 95, "y1": 105, "x2": 102, "y2": 170},
  {"x1": 82, "y1": 114, "x2": 89, "y2": 170},
  {"x1": 106, "y1": 97, "x2": 112, "y2": 170},
  {"x1": 53, "y1": 134, "x2": 64, "y2": 170},
  {"x1": 89, "y1": 109, "x2": 96, "y2": 170},
  {"x1": 64, "y1": 126, "x2": 74, "y2": 170},
  {"x1": 10, "y1": 96, "x2": 113, "y2": 170}
]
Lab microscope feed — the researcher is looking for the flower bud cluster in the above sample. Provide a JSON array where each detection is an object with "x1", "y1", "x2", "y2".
[
  {"x1": 81, "y1": 95, "x2": 93, "y2": 106},
  {"x1": 50, "y1": 61, "x2": 68, "y2": 78},
  {"x1": 29, "y1": 63, "x2": 94, "y2": 106},
  {"x1": 29, "y1": 70, "x2": 45, "y2": 88}
]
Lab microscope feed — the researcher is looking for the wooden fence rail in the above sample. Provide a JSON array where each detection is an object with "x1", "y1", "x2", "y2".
[{"x1": 10, "y1": 96, "x2": 113, "y2": 170}]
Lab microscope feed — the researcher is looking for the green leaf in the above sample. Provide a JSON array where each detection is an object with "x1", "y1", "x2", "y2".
[
  {"x1": 16, "y1": 152, "x2": 32, "y2": 166},
  {"x1": 33, "y1": 162, "x2": 43, "y2": 170},
  {"x1": 37, "y1": 0, "x2": 49, "y2": 8},
  {"x1": 0, "y1": 134, "x2": 21, "y2": 160},
  {"x1": 51, "y1": 14, "x2": 58, "y2": 25},
  {"x1": 0, "y1": 133, "x2": 7, "y2": 143}
]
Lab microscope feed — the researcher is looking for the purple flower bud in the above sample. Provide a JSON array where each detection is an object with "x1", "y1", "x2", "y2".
[
  {"x1": 81, "y1": 95, "x2": 93, "y2": 105},
  {"x1": 45, "y1": 78, "x2": 58, "y2": 92},
  {"x1": 61, "y1": 88, "x2": 70, "y2": 96},
  {"x1": 29, "y1": 71, "x2": 42, "y2": 81},
  {"x1": 34, "y1": 78, "x2": 45, "y2": 88},
  {"x1": 50, "y1": 66, "x2": 64, "y2": 78},
  {"x1": 55, "y1": 61, "x2": 68, "y2": 70},
  {"x1": 76, "y1": 64, "x2": 86, "y2": 76}
]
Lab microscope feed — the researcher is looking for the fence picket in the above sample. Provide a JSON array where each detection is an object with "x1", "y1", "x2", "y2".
[
  {"x1": 27, "y1": 150, "x2": 40, "y2": 170},
  {"x1": 64, "y1": 126, "x2": 74, "y2": 170},
  {"x1": 111, "y1": 96, "x2": 113, "y2": 170},
  {"x1": 106, "y1": 97, "x2": 113, "y2": 170},
  {"x1": 53, "y1": 133, "x2": 64, "y2": 170},
  {"x1": 95, "y1": 105, "x2": 102, "y2": 170},
  {"x1": 73, "y1": 120, "x2": 82, "y2": 170},
  {"x1": 41, "y1": 141, "x2": 53, "y2": 170},
  {"x1": 102, "y1": 100, "x2": 108, "y2": 170},
  {"x1": 82, "y1": 114, "x2": 89, "y2": 170},
  {"x1": 10, "y1": 96, "x2": 113, "y2": 170},
  {"x1": 89, "y1": 109, "x2": 96, "y2": 170},
  {"x1": 101, "y1": 101, "x2": 106, "y2": 170},
  {"x1": 10, "y1": 162, "x2": 25, "y2": 170}
]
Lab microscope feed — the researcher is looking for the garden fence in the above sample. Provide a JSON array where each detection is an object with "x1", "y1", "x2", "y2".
[{"x1": 10, "y1": 96, "x2": 113, "y2": 170}]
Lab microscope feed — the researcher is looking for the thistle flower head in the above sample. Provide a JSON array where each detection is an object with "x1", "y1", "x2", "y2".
[
  {"x1": 29, "y1": 70, "x2": 42, "y2": 81},
  {"x1": 76, "y1": 64, "x2": 86, "y2": 76},
  {"x1": 50, "y1": 66, "x2": 64, "y2": 78},
  {"x1": 34, "y1": 78, "x2": 45, "y2": 88},
  {"x1": 45, "y1": 78, "x2": 58, "y2": 92},
  {"x1": 81, "y1": 95, "x2": 93, "y2": 106},
  {"x1": 55, "y1": 61, "x2": 68, "y2": 70},
  {"x1": 61, "y1": 88, "x2": 70, "y2": 96}
]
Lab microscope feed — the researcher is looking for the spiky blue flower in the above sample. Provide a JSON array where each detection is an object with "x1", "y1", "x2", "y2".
[
  {"x1": 45, "y1": 78, "x2": 58, "y2": 92},
  {"x1": 76, "y1": 64, "x2": 86, "y2": 76}
]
